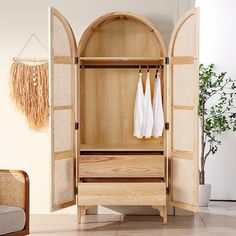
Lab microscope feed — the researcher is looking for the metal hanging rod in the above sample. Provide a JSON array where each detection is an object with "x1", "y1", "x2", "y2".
[{"x1": 80, "y1": 64, "x2": 164, "y2": 69}]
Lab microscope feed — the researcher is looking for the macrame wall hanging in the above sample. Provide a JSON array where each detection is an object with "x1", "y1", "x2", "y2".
[{"x1": 9, "y1": 33, "x2": 49, "y2": 131}]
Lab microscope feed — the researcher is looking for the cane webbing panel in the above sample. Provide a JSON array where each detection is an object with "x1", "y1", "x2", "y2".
[
  {"x1": 54, "y1": 159, "x2": 74, "y2": 205},
  {"x1": 53, "y1": 64, "x2": 72, "y2": 106},
  {"x1": 53, "y1": 16, "x2": 70, "y2": 56},
  {"x1": 0, "y1": 171, "x2": 25, "y2": 209}
]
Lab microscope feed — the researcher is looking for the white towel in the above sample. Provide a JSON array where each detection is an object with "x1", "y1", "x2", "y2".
[
  {"x1": 142, "y1": 72, "x2": 153, "y2": 138},
  {"x1": 152, "y1": 72, "x2": 164, "y2": 137},
  {"x1": 133, "y1": 73, "x2": 145, "y2": 139}
]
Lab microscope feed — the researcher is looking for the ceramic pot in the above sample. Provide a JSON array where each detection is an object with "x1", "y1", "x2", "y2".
[{"x1": 198, "y1": 184, "x2": 211, "y2": 207}]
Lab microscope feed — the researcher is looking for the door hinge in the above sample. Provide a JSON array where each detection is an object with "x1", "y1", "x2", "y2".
[
  {"x1": 74, "y1": 57, "x2": 79, "y2": 65},
  {"x1": 74, "y1": 187, "x2": 78, "y2": 195},
  {"x1": 165, "y1": 122, "x2": 169, "y2": 130},
  {"x1": 75, "y1": 122, "x2": 79, "y2": 130},
  {"x1": 165, "y1": 56, "x2": 169, "y2": 65}
]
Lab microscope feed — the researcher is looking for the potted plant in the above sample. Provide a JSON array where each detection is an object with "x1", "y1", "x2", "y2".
[{"x1": 198, "y1": 64, "x2": 236, "y2": 207}]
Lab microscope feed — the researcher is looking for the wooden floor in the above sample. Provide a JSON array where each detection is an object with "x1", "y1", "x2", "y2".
[{"x1": 30, "y1": 202, "x2": 236, "y2": 236}]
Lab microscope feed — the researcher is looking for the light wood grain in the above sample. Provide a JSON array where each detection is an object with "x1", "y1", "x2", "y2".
[
  {"x1": 52, "y1": 105, "x2": 73, "y2": 110},
  {"x1": 53, "y1": 56, "x2": 73, "y2": 64},
  {"x1": 171, "y1": 56, "x2": 194, "y2": 64},
  {"x1": 152, "y1": 205, "x2": 167, "y2": 224},
  {"x1": 79, "y1": 12, "x2": 166, "y2": 149},
  {"x1": 78, "y1": 182, "x2": 166, "y2": 206},
  {"x1": 172, "y1": 105, "x2": 194, "y2": 110},
  {"x1": 80, "y1": 143, "x2": 164, "y2": 151},
  {"x1": 54, "y1": 150, "x2": 73, "y2": 160},
  {"x1": 80, "y1": 68, "x2": 164, "y2": 147},
  {"x1": 172, "y1": 150, "x2": 193, "y2": 160},
  {"x1": 79, "y1": 155, "x2": 165, "y2": 178},
  {"x1": 50, "y1": 7, "x2": 77, "y2": 212},
  {"x1": 78, "y1": 12, "x2": 166, "y2": 57},
  {"x1": 168, "y1": 8, "x2": 199, "y2": 212}
]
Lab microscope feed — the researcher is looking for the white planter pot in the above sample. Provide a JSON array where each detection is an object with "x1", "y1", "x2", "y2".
[{"x1": 198, "y1": 184, "x2": 211, "y2": 207}]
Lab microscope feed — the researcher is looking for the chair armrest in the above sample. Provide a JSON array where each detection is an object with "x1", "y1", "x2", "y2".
[{"x1": 0, "y1": 169, "x2": 29, "y2": 231}]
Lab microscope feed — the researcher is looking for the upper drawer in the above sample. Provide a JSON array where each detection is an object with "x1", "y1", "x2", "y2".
[{"x1": 79, "y1": 155, "x2": 165, "y2": 178}]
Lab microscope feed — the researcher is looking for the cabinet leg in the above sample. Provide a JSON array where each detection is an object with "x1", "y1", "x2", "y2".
[
  {"x1": 152, "y1": 205, "x2": 168, "y2": 224},
  {"x1": 77, "y1": 206, "x2": 91, "y2": 224},
  {"x1": 163, "y1": 206, "x2": 167, "y2": 225},
  {"x1": 77, "y1": 206, "x2": 83, "y2": 224}
]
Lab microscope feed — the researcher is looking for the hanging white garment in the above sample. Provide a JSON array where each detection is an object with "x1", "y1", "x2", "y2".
[
  {"x1": 152, "y1": 72, "x2": 164, "y2": 137},
  {"x1": 142, "y1": 72, "x2": 153, "y2": 138},
  {"x1": 133, "y1": 72, "x2": 145, "y2": 138}
]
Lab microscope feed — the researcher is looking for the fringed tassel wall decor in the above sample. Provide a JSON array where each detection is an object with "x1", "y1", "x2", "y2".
[{"x1": 9, "y1": 61, "x2": 49, "y2": 131}]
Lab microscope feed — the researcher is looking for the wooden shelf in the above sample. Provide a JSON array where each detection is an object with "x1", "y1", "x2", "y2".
[
  {"x1": 80, "y1": 143, "x2": 164, "y2": 152},
  {"x1": 80, "y1": 57, "x2": 164, "y2": 66}
]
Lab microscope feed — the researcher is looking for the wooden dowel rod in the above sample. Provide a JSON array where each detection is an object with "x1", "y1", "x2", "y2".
[{"x1": 13, "y1": 57, "x2": 48, "y2": 62}]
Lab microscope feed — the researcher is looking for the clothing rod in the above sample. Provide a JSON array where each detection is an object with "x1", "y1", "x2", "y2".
[{"x1": 80, "y1": 65, "x2": 164, "y2": 69}]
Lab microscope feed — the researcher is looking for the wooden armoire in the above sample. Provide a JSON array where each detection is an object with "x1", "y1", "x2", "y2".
[{"x1": 49, "y1": 7, "x2": 199, "y2": 224}]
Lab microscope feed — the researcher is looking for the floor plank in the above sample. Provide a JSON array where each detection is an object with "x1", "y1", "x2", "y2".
[{"x1": 29, "y1": 202, "x2": 236, "y2": 235}]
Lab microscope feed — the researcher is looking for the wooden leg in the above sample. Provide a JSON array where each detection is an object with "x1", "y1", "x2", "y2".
[
  {"x1": 152, "y1": 206, "x2": 168, "y2": 224},
  {"x1": 77, "y1": 205, "x2": 92, "y2": 224},
  {"x1": 163, "y1": 206, "x2": 167, "y2": 225},
  {"x1": 77, "y1": 206, "x2": 83, "y2": 224}
]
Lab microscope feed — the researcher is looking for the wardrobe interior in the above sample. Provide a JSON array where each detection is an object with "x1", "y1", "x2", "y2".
[{"x1": 79, "y1": 15, "x2": 166, "y2": 152}]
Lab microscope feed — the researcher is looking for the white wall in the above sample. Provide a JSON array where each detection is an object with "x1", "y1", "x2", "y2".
[
  {"x1": 196, "y1": 0, "x2": 236, "y2": 200},
  {"x1": 0, "y1": 0, "x2": 193, "y2": 214}
]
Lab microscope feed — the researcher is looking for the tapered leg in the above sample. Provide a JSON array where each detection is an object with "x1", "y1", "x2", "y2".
[
  {"x1": 163, "y1": 206, "x2": 167, "y2": 225},
  {"x1": 77, "y1": 206, "x2": 83, "y2": 224}
]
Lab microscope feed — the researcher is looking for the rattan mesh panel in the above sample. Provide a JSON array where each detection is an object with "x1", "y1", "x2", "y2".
[
  {"x1": 173, "y1": 64, "x2": 195, "y2": 106},
  {"x1": 53, "y1": 16, "x2": 70, "y2": 56},
  {"x1": 173, "y1": 158, "x2": 193, "y2": 205},
  {"x1": 53, "y1": 64, "x2": 72, "y2": 106},
  {"x1": 173, "y1": 109, "x2": 194, "y2": 152},
  {"x1": 173, "y1": 15, "x2": 195, "y2": 57},
  {"x1": 54, "y1": 159, "x2": 74, "y2": 205},
  {"x1": 53, "y1": 109, "x2": 72, "y2": 152},
  {"x1": 0, "y1": 171, "x2": 25, "y2": 208}
]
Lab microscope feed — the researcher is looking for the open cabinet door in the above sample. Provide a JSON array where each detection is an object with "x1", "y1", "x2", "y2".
[
  {"x1": 49, "y1": 7, "x2": 77, "y2": 211},
  {"x1": 168, "y1": 8, "x2": 199, "y2": 212}
]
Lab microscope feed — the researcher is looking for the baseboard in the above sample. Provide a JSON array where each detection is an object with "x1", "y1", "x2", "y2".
[{"x1": 210, "y1": 199, "x2": 236, "y2": 202}]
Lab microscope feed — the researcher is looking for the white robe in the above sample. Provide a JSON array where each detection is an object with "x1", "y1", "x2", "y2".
[
  {"x1": 142, "y1": 72, "x2": 153, "y2": 138},
  {"x1": 152, "y1": 72, "x2": 164, "y2": 137},
  {"x1": 133, "y1": 73, "x2": 145, "y2": 138}
]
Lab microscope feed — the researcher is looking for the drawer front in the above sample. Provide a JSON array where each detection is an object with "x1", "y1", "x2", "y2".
[
  {"x1": 79, "y1": 155, "x2": 165, "y2": 178},
  {"x1": 78, "y1": 182, "x2": 166, "y2": 206}
]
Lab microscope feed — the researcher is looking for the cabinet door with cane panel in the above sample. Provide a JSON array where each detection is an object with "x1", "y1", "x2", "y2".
[
  {"x1": 49, "y1": 8, "x2": 77, "y2": 211},
  {"x1": 168, "y1": 8, "x2": 199, "y2": 212}
]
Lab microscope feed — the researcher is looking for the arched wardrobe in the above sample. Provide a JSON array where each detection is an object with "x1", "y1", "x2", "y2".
[{"x1": 49, "y1": 7, "x2": 199, "y2": 224}]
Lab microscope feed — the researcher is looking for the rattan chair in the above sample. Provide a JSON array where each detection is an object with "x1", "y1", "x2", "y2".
[{"x1": 0, "y1": 170, "x2": 29, "y2": 236}]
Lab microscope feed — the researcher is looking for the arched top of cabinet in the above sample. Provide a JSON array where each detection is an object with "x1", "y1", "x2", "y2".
[{"x1": 78, "y1": 11, "x2": 166, "y2": 58}]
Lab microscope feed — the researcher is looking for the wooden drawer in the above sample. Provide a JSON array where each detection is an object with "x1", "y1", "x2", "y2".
[
  {"x1": 78, "y1": 182, "x2": 166, "y2": 206},
  {"x1": 79, "y1": 155, "x2": 165, "y2": 178}
]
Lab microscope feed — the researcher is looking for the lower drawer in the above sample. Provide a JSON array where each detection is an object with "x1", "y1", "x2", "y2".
[{"x1": 78, "y1": 182, "x2": 166, "y2": 206}]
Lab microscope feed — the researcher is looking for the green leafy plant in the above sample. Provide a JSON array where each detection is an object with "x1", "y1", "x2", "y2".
[{"x1": 199, "y1": 64, "x2": 236, "y2": 185}]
